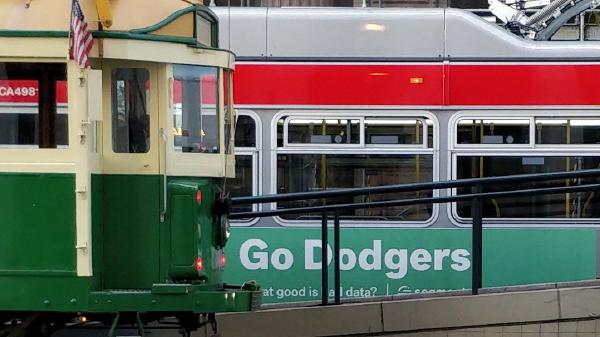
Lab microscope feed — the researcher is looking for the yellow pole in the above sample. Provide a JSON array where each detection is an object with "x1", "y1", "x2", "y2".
[
  {"x1": 94, "y1": 0, "x2": 113, "y2": 28},
  {"x1": 479, "y1": 120, "x2": 484, "y2": 177},
  {"x1": 566, "y1": 120, "x2": 571, "y2": 217},
  {"x1": 416, "y1": 120, "x2": 421, "y2": 218}
]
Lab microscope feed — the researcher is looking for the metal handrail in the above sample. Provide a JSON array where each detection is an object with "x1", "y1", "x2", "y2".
[
  {"x1": 230, "y1": 182, "x2": 600, "y2": 218},
  {"x1": 228, "y1": 167, "x2": 600, "y2": 305}
]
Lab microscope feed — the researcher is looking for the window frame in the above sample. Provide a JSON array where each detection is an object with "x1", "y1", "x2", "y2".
[
  {"x1": 231, "y1": 110, "x2": 262, "y2": 226},
  {"x1": 449, "y1": 110, "x2": 600, "y2": 227},
  {"x1": 271, "y1": 110, "x2": 439, "y2": 228},
  {"x1": 165, "y1": 64, "x2": 231, "y2": 178}
]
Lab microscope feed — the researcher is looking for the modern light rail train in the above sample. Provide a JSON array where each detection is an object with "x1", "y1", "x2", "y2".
[{"x1": 212, "y1": 7, "x2": 600, "y2": 303}]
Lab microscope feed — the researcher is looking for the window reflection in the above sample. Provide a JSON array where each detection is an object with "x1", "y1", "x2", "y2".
[
  {"x1": 0, "y1": 62, "x2": 68, "y2": 148},
  {"x1": 456, "y1": 156, "x2": 600, "y2": 218}
]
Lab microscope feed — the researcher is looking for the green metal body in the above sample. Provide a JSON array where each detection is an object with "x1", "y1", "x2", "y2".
[{"x1": 0, "y1": 172, "x2": 260, "y2": 315}]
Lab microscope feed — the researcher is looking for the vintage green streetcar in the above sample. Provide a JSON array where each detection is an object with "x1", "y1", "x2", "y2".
[{"x1": 0, "y1": 0, "x2": 260, "y2": 336}]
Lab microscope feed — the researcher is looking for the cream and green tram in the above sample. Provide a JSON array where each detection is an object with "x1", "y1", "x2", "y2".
[{"x1": 0, "y1": 1, "x2": 259, "y2": 336}]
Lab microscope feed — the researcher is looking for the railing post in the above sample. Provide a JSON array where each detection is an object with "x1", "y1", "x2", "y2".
[
  {"x1": 321, "y1": 211, "x2": 328, "y2": 305},
  {"x1": 334, "y1": 211, "x2": 341, "y2": 304},
  {"x1": 471, "y1": 184, "x2": 483, "y2": 295}
]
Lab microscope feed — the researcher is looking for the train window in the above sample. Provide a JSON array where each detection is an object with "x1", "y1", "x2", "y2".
[
  {"x1": 230, "y1": 112, "x2": 260, "y2": 222},
  {"x1": 111, "y1": 68, "x2": 150, "y2": 153},
  {"x1": 427, "y1": 119, "x2": 434, "y2": 149},
  {"x1": 275, "y1": 113, "x2": 437, "y2": 225},
  {"x1": 455, "y1": 156, "x2": 600, "y2": 218},
  {"x1": 277, "y1": 154, "x2": 433, "y2": 221},
  {"x1": 536, "y1": 119, "x2": 600, "y2": 144},
  {"x1": 172, "y1": 65, "x2": 219, "y2": 154},
  {"x1": 230, "y1": 154, "x2": 254, "y2": 213},
  {"x1": 457, "y1": 119, "x2": 530, "y2": 145},
  {"x1": 451, "y1": 113, "x2": 600, "y2": 223},
  {"x1": 235, "y1": 115, "x2": 256, "y2": 147},
  {"x1": 286, "y1": 118, "x2": 361, "y2": 145},
  {"x1": 364, "y1": 118, "x2": 425, "y2": 145},
  {"x1": 0, "y1": 62, "x2": 68, "y2": 149}
]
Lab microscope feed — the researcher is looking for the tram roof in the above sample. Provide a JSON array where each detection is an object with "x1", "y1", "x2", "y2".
[{"x1": 0, "y1": 0, "x2": 217, "y2": 47}]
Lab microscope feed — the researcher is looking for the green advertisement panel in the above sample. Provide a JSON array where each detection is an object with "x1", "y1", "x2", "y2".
[{"x1": 223, "y1": 228, "x2": 596, "y2": 304}]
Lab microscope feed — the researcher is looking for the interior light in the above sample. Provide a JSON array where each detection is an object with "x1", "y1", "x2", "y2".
[
  {"x1": 570, "y1": 119, "x2": 600, "y2": 126},
  {"x1": 363, "y1": 23, "x2": 385, "y2": 31},
  {"x1": 536, "y1": 119, "x2": 568, "y2": 125}
]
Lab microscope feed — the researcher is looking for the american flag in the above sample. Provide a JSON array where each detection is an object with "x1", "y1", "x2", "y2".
[{"x1": 70, "y1": 0, "x2": 93, "y2": 68}]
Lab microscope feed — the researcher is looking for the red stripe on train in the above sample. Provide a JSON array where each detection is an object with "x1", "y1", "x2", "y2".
[
  {"x1": 234, "y1": 63, "x2": 600, "y2": 106},
  {"x1": 449, "y1": 64, "x2": 600, "y2": 105},
  {"x1": 0, "y1": 80, "x2": 68, "y2": 104},
  {"x1": 234, "y1": 64, "x2": 444, "y2": 105}
]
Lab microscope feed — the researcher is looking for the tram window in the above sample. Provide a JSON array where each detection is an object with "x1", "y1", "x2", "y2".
[
  {"x1": 0, "y1": 62, "x2": 68, "y2": 149},
  {"x1": 455, "y1": 156, "x2": 600, "y2": 218},
  {"x1": 235, "y1": 115, "x2": 256, "y2": 147},
  {"x1": 172, "y1": 65, "x2": 219, "y2": 154},
  {"x1": 536, "y1": 119, "x2": 600, "y2": 144},
  {"x1": 196, "y1": 15, "x2": 214, "y2": 47},
  {"x1": 230, "y1": 154, "x2": 254, "y2": 213},
  {"x1": 427, "y1": 120, "x2": 434, "y2": 148},
  {"x1": 231, "y1": 113, "x2": 259, "y2": 222},
  {"x1": 224, "y1": 70, "x2": 233, "y2": 154},
  {"x1": 365, "y1": 118, "x2": 424, "y2": 145},
  {"x1": 111, "y1": 68, "x2": 150, "y2": 153},
  {"x1": 457, "y1": 119, "x2": 530, "y2": 144},
  {"x1": 277, "y1": 154, "x2": 433, "y2": 221},
  {"x1": 287, "y1": 118, "x2": 360, "y2": 145},
  {"x1": 277, "y1": 118, "x2": 285, "y2": 147}
]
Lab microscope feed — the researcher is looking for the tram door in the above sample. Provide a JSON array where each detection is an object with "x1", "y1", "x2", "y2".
[{"x1": 100, "y1": 62, "x2": 161, "y2": 289}]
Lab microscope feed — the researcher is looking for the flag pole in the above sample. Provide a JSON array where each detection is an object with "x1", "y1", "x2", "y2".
[{"x1": 68, "y1": 0, "x2": 74, "y2": 62}]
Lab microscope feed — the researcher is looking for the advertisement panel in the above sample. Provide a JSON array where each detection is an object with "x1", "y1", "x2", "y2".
[{"x1": 224, "y1": 228, "x2": 596, "y2": 303}]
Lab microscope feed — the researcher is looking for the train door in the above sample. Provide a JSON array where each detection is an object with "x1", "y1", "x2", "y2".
[{"x1": 100, "y1": 61, "x2": 161, "y2": 289}]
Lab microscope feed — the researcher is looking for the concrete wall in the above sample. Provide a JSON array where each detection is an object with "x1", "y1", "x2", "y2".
[{"x1": 196, "y1": 285, "x2": 600, "y2": 337}]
